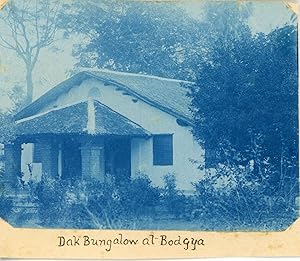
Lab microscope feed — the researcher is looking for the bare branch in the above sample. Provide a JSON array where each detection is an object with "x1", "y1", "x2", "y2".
[
  {"x1": 6, "y1": 7, "x2": 26, "y2": 56},
  {"x1": 33, "y1": 0, "x2": 40, "y2": 50},
  {"x1": 0, "y1": 0, "x2": 62, "y2": 102},
  {"x1": 0, "y1": 34, "x2": 17, "y2": 50},
  {"x1": 18, "y1": 17, "x2": 31, "y2": 53},
  {"x1": 0, "y1": 41, "x2": 15, "y2": 50}
]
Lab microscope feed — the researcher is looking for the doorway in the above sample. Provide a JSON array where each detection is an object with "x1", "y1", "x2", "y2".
[
  {"x1": 61, "y1": 140, "x2": 82, "y2": 180},
  {"x1": 105, "y1": 138, "x2": 131, "y2": 184}
]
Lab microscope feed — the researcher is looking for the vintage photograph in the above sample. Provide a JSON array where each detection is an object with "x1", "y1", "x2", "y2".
[{"x1": 0, "y1": 0, "x2": 298, "y2": 231}]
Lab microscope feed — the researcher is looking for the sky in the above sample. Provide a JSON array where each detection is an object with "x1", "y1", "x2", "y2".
[
  {"x1": 0, "y1": 0, "x2": 296, "y2": 111},
  {"x1": 248, "y1": 1, "x2": 294, "y2": 33},
  {"x1": 183, "y1": 1, "x2": 293, "y2": 34}
]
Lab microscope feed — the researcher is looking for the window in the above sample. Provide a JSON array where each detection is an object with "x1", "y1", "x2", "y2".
[{"x1": 153, "y1": 134, "x2": 173, "y2": 166}]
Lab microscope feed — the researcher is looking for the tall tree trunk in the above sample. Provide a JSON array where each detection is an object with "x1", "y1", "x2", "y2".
[{"x1": 25, "y1": 65, "x2": 33, "y2": 105}]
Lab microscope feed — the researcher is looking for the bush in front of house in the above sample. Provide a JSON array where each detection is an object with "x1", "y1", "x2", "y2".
[
  {"x1": 33, "y1": 173, "x2": 161, "y2": 229},
  {"x1": 85, "y1": 173, "x2": 161, "y2": 229},
  {"x1": 33, "y1": 176, "x2": 93, "y2": 228},
  {"x1": 29, "y1": 167, "x2": 298, "y2": 230},
  {"x1": 118, "y1": 174, "x2": 161, "y2": 217},
  {"x1": 192, "y1": 163, "x2": 298, "y2": 230},
  {"x1": 0, "y1": 169, "x2": 13, "y2": 221},
  {"x1": 0, "y1": 192, "x2": 13, "y2": 221},
  {"x1": 160, "y1": 173, "x2": 187, "y2": 218},
  {"x1": 84, "y1": 180, "x2": 125, "y2": 228}
]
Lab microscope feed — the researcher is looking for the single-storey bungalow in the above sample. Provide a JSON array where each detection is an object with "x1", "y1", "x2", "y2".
[{"x1": 4, "y1": 70, "x2": 205, "y2": 191}]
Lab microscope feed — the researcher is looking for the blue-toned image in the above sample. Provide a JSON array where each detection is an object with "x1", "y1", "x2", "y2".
[{"x1": 0, "y1": 0, "x2": 298, "y2": 231}]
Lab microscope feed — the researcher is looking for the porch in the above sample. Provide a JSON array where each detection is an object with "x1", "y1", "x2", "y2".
[
  {"x1": 3, "y1": 100, "x2": 150, "y2": 186},
  {"x1": 5, "y1": 136, "x2": 132, "y2": 183}
]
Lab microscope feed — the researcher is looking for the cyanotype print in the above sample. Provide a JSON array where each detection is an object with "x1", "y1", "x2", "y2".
[{"x1": 0, "y1": 0, "x2": 298, "y2": 231}]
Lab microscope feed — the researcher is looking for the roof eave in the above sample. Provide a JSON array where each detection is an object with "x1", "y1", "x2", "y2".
[
  {"x1": 14, "y1": 71, "x2": 195, "y2": 126},
  {"x1": 85, "y1": 71, "x2": 195, "y2": 127},
  {"x1": 14, "y1": 72, "x2": 88, "y2": 121}
]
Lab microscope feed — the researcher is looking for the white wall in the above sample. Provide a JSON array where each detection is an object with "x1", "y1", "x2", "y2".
[{"x1": 32, "y1": 78, "x2": 205, "y2": 191}]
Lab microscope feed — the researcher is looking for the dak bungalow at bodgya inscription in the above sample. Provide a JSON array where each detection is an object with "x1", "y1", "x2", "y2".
[
  {"x1": 57, "y1": 233, "x2": 205, "y2": 251},
  {"x1": 3, "y1": 69, "x2": 204, "y2": 192}
]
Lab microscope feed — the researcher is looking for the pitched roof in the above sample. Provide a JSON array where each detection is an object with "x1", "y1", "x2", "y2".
[
  {"x1": 16, "y1": 100, "x2": 150, "y2": 137},
  {"x1": 15, "y1": 69, "x2": 195, "y2": 124}
]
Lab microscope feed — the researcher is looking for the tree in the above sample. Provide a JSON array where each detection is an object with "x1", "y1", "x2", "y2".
[
  {"x1": 194, "y1": 1, "x2": 253, "y2": 64},
  {"x1": 189, "y1": 11, "x2": 298, "y2": 193},
  {"x1": 0, "y1": 84, "x2": 26, "y2": 143},
  {"x1": 0, "y1": 0, "x2": 61, "y2": 104},
  {"x1": 62, "y1": 1, "x2": 255, "y2": 81},
  {"x1": 189, "y1": 3, "x2": 298, "y2": 223},
  {"x1": 62, "y1": 1, "x2": 201, "y2": 81},
  {"x1": 189, "y1": 2, "x2": 254, "y2": 159}
]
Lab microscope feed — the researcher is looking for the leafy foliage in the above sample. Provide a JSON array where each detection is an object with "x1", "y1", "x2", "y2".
[
  {"x1": 188, "y1": 3, "x2": 298, "y2": 229},
  {"x1": 189, "y1": 21, "x2": 298, "y2": 191},
  {"x1": 0, "y1": 114, "x2": 17, "y2": 143},
  {"x1": 33, "y1": 174, "x2": 160, "y2": 229},
  {"x1": 61, "y1": 1, "x2": 201, "y2": 80},
  {"x1": 86, "y1": 174, "x2": 161, "y2": 228},
  {"x1": 0, "y1": 85, "x2": 26, "y2": 143},
  {"x1": 33, "y1": 176, "x2": 93, "y2": 228},
  {"x1": 5, "y1": 166, "x2": 296, "y2": 230},
  {"x1": 193, "y1": 164, "x2": 298, "y2": 230},
  {"x1": 190, "y1": 3, "x2": 299, "y2": 229},
  {"x1": 0, "y1": 168, "x2": 13, "y2": 220},
  {"x1": 0, "y1": 193, "x2": 13, "y2": 221},
  {"x1": 161, "y1": 173, "x2": 187, "y2": 218}
]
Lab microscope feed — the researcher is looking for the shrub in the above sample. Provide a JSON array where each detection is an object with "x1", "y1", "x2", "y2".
[
  {"x1": 0, "y1": 192, "x2": 13, "y2": 221},
  {"x1": 33, "y1": 176, "x2": 92, "y2": 228},
  {"x1": 193, "y1": 163, "x2": 298, "y2": 230},
  {"x1": 85, "y1": 180, "x2": 124, "y2": 228},
  {"x1": 161, "y1": 173, "x2": 187, "y2": 218},
  {"x1": 86, "y1": 174, "x2": 161, "y2": 228},
  {"x1": 32, "y1": 173, "x2": 161, "y2": 229},
  {"x1": 118, "y1": 174, "x2": 161, "y2": 216},
  {"x1": 0, "y1": 169, "x2": 13, "y2": 220}
]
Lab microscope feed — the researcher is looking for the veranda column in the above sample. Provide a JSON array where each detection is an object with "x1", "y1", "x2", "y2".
[
  {"x1": 4, "y1": 143, "x2": 22, "y2": 187},
  {"x1": 80, "y1": 146, "x2": 91, "y2": 179},
  {"x1": 80, "y1": 139, "x2": 105, "y2": 182},
  {"x1": 39, "y1": 142, "x2": 59, "y2": 178}
]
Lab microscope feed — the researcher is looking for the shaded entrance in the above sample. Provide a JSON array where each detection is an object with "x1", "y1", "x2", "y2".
[
  {"x1": 105, "y1": 138, "x2": 131, "y2": 183},
  {"x1": 61, "y1": 140, "x2": 82, "y2": 180}
]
